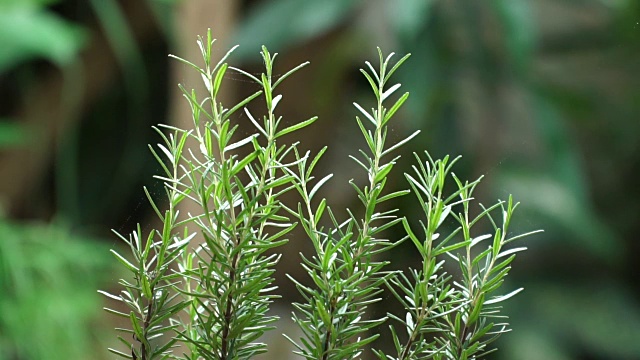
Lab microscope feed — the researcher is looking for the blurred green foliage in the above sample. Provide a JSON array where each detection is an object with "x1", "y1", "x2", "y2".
[
  {"x1": 0, "y1": 121, "x2": 26, "y2": 148},
  {"x1": 0, "y1": 0, "x2": 85, "y2": 74},
  {"x1": 0, "y1": 2, "x2": 100, "y2": 354},
  {"x1": 0, "y1": 220, "x2": 115, "y2": 359}
]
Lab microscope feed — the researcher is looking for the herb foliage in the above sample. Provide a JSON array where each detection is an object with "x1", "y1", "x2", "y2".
[{"x1": 100, "y1": 30, "x2": 538, "y2": 360}]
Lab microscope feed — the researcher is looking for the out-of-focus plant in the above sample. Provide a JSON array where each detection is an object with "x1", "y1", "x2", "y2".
[
  {"x1": 0, "y1": 0, "x2": 85, "y2": 156},
  {"x1": 0, "y1": 219, "x2": 115, "y2": 360},
  {"x1": 0, "y1": 121, "x2": 26, "y2": 149},
  {"x1": 101, "y1": 31, "x2": 536, "y2": 359},
  {"x1": 0, "y1": 0, "x2": 86, "y2": 74},
  {"x1": 0, "y1": 0, "x2": 168, "y2": 229}
]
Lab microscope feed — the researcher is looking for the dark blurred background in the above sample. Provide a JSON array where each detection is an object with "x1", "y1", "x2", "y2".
[{"x1": 1, "y1": 0, "x2": 639, "y2": 359}]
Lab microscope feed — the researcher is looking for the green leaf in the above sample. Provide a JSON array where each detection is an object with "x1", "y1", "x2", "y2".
[
  {"x1": 468, "y1": 293, "x2": 485, "y2": 325},
  {"x1": 381, "y1": 130, "x2": 420, "y2": 157},
  {"x1": 381, "y1": 83, "x2": 401, "y2": 102},
  {"x1": 275, "y1": 116, "x2": 318, "y2": 138},
  {"x1": 314, "y1": 198, "x2": 327, "y2": 227},
  {"x1": 169, "y1": 54, "x2": 205, "y2": 74},
  {"x1": 383, "y1": 53, "x2": 411, "y2": 84},
  {"x1": 375, "y1": 161, "x2": 396, "y2": 184},
  {"x1": 359, "y1": 68, "x2": 380, "y2": 99},
  {"x1": 273, "y1": 61, "x2": 310, "y2": 89},
  {"x1": 370, "y1": 217, "x2": 403, "y2": 235},
  {"x1": 433, "y1": 239, "x2": 471, "y2": 256},
  {"x1": 484, "y1": 287, "x2": 523, "y2": 305},
  {"x1": 129, "y1": 312, "x2": 143, "y2": 341},
  {"x1": 141, "y1": 273, "x2": 152, "y2": 299},
  {"x1": 306, "y1": 146, "x2": 328, "y2": 179},
  {"x1": 0, "y1": 6, "x2": 86, "y2": 72},
  {"x1": 213, "y1": 62, "x2": 228, "y2": 98},
  {"x1": 492, "y1": 229, "x2": 502, "y2": 258},
  {"x1": 403, "y1": 218, "x2": 424, "y2": 253},
  {"x1": 225, "y1": 133, "x2": 258, "y2": 152},
  {"x1": 149, "y1": 145, "x2": 173, "y2": 176},
  {"x1": 383, "y1": 92, "x2": 410, "y2": 125},
  {"x1": 377, "y1": 189, "x2": 410, "y2": 203},
  {"x1": 107, "y1": 347, "x2": 133, "y2": 359},
  {"x1": 265, "y1": 223, "x2": 297, "y2": 244},
  {"x1": 224, "y1": 90, "x2": 263, "y2": 121},
  {"x1": 309, "y1": 174, "x2": 333, "y2": 200},
  {"x1": 110, "y1": 250, "x2": 137, "y2": 273},
  {"x1": 355, "y1": 117, "x2": 376, "y2": 153},
  {"x1": 156, "y1": 143, "x2": 174, "y2": 165},
  {"x1": 230, "y1": 150, "x2": 259, "y2": 177},
  {"x1": 354, "y1": 102, "x2": 376, "y2": 125}
]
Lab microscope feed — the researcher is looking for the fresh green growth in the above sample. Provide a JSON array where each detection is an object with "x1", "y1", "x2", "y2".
[
  {"x1": 283, "y1": 51, "x2": 541, "y2": 360},
  {"x1": 100, "y1": 30, "x2": 538, "y2": 360},
  {"x1": 99, "y1": 29, "x2": 314, "y2": 359},
  {"x1": 375, "y1": 154, "x2": 540, "y2": 360},
  {"x1": 282, "y1": 50, "x2": 418, "y2": 360}
]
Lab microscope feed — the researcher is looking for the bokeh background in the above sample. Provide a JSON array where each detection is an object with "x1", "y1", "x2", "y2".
[{"x1": 1, "y1": 0, "x2": 639, "y2": 359}]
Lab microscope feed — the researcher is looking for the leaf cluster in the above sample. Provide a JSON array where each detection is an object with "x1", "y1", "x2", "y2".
[
  {"x1": 282, "y1": 50, "x2": 417, "y2": 360},
  {"x1": 100, "y1": 30, "x2": 539, "y2": 360},
  {"x1": 284, "y1": 50, "x2": 540, "y2": 360},
  {"x1": 101, "y1": 30, "x2": 316, "y2": 360},
  {"x1": 377, "y1": 153, "x2": 541, "y2": 360}
]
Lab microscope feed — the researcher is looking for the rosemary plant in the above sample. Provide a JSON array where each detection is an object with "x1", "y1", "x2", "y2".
[
  {"x1": 282, "y1": 50, "x2": 419, "y2": 360},
  {"x1": 284, "y1": 51, "x2": 540, "y2": 359},
  {"x1": 100, "y1": 31, "x2": 538, "y2": 360},
  {"x1": 375, "y1": 154, "x2": 541, "y2": 360},
  {"x1": 100, "y1": 30, "x2": 315, "y2": 359}
]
